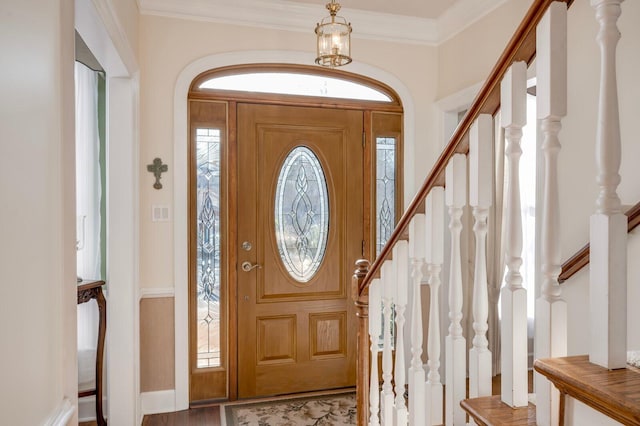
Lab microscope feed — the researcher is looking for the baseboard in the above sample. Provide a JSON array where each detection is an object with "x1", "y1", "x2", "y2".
[
  {"x1": 141, "y1": 389, "x2": 176, "y2": 415},
  {"x1": 78, "y1": 395, "x2": 108, "y2": 422},
  {"x1": 45, "y1": 398, "x2": 74, "y2": 426}
]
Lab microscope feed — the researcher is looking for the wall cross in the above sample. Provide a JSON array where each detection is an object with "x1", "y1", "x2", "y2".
[{"x1": 147, "y1": 157, "x2": 168, "y2": 190}]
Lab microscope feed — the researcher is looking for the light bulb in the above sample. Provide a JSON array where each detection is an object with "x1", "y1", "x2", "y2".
[{"x1": 332, "y1": 33, "x2": 342, "y2": 51}]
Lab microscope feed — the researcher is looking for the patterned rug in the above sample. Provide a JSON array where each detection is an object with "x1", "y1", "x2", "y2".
[{"x1": 222, "y1": 392, "x2": 356, "y2": 426}]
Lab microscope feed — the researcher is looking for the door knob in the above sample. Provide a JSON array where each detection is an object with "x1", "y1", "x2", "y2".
[{"x1": 241, "y1": 261, "x2": 262, "y2": 272}]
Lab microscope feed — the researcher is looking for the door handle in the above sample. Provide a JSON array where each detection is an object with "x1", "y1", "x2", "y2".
[{"x1": 241, "y1": 261, "x2": 262, "y2": 272}]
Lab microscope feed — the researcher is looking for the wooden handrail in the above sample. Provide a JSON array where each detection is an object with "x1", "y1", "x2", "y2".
[
  {"x1": 359, "y1": 0, "x2": 574, "y2": 295},
  {"x1": 558, "y1": 201, "x2": 640, "y2": 283}
]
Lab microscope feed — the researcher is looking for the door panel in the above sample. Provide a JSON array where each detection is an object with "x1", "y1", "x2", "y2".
[{"x1": 237, "y1": 103, "x2": 363, "y2": 398}]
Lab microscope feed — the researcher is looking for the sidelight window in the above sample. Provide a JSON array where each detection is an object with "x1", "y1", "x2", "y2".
[
  {"x1": 376, "y1": 137, "x2": 396, "y2": 255},
  {"x1": 196, "y1": 128, "x2": 222, "y2": 368}
]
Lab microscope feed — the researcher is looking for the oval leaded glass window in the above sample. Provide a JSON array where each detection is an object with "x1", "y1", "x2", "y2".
[{"x1": 275, "y1": 146, "x2": 329, "y2": 282}]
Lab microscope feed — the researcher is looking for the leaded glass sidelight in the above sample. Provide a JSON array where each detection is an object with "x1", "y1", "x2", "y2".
[
  {"x1": 275, "y1": 146, "x2": 329, "y2": 282},
  {"x1": 196, "y1": 128, "x2": 222, "y2": 368},
  {"x1": 376, "y1": 137, "x2": 396, "y2": 255}
]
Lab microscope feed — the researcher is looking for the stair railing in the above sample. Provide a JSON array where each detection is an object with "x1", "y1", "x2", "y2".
[{"x1": 351, "y1": 1, "x2": 578, "y2": 425}]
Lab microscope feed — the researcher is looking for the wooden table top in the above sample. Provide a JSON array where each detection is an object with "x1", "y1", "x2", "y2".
[{"x1": 77, "y1": 279, "x2": 105, "y2": 292}]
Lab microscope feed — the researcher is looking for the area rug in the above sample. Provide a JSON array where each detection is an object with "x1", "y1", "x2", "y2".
[{"x1": 222, "y1": 391, "x2": 356, "y2": 426}]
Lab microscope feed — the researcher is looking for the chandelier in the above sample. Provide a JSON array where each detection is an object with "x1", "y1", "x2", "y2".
[{"x1": 315, "y1": 0, "x2": 352, "y2": 67}]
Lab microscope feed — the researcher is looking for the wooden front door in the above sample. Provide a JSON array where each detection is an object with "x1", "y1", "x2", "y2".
[{"x1": 237, "y1": 103, "x2": 363, "y2": 398}]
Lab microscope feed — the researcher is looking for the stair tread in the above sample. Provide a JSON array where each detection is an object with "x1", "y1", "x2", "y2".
[
  {"x1": 461, "y1": 395, "x2": 536, "y2": 426},
  {"x1": 534, "y1": 355, "x2": 640, "y2": 426}
]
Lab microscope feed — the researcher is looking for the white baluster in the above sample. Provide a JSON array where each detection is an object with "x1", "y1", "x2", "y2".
[
  {"x1": 445, "y1": 154, "x2": 467, "y2": 425},
  {"x1": 393, "y1": 241, "x2": 409, "y2": 426},
  {"x1": 425, "y1": 188, "x2": 444, "y2": 426},
  {"x1": 380, "y1": 261, "x2": 395, "y2": 425},
  {"x1": 589, "y1": 0, "x2": 627, "y2": 370},
  {"x1": 500, "y1": 61, "x2": 529, "y2": 408},
  {"x1": 535, "y1": 3, "x2": 568, "y2": 425},
  {"x1": 408, "y1": 214, "x2": 426, "y2": 426},
  {"x1": 469, "y1": 114, "x2": 493, "y2": 407},
  {"x1": 369, "y1": 278, "x2": 382, "y2": 426}
]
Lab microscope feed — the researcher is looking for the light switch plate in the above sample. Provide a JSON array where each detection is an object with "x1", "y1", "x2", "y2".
[{"x1": 152, "y1": 204, "x2": 170, "y2": 222}]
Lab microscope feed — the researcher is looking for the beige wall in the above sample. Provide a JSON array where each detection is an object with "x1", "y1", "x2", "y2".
[
  {"x1": 111, "y1": 0, "x2": 139, "y2": 58},
  {"x1": 437, "y1": 0, "x2": 534, "y2": 99},
  {"x1": 0, "y1": 0, "x2": 78, "y2": 423},
  {"x1": 137, "y1": 15, "x2": 439, "y2": 290}
]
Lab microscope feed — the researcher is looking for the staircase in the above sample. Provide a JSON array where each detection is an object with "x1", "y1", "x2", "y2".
[{"x1": 350, "y1": 0, "x2": 640, "y2": 425}]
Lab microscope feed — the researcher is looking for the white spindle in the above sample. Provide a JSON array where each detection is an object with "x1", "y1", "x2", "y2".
[
  {"x1": 393, "y1": 241, "x2": 409, "y2": 426},
  {"x1": 369, "y1": 278, "x2": 382, "y2": 426},
  {"x1": 589, "y1": 0, "x2": 627, "y2": 370},
  {"x1": 408, "y1": 214, "x2": 426, "y2": 426},
  {"x1": 469, "y1": 114, "x2": 493, "y2": 404},
  {"x1": 445, "y1": 154, "x2": 467, "y2": 425},
  {"x1": 380, "y1": 261, "x2": 395, "y2": 425},
  {"x1": 425, "y1": 187, "x2": 444, "y2": 426},
  {"x1": 500, "y1": 60, "x2": 529, "y2": 408},
  {"x1": 535, "y1": 3, "x2": 568, "y2": 425}
]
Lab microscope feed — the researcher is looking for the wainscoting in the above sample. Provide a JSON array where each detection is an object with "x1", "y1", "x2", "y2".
[{"x1": 140, "y1": 296, "x2": 175, "y2": 393}]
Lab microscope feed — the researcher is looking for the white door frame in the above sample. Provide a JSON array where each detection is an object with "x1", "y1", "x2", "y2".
[
  {"x1": 173, "y1": 50, "x2": 416, "y2": 409},
  {"x1": 75, "y1": 0, "x2": 140, "y2": 424}
]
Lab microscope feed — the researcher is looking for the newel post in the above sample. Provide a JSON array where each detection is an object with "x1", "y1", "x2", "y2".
[{"x1": 353, "y1": 259, "x2": 370, "y2": 426}]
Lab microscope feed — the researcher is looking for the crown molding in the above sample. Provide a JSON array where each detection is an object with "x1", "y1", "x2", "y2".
[{"x1": 139, "y1": 0, "x2": 511, "y2": 46}]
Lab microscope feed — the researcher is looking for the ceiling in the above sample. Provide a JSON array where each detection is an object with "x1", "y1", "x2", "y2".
[
  {"x1": 289, "y1": 0, "x2": 461, "y2": 20},
  {"x1": 138, "y1": 0, "x2": 510, "y2": 45}
]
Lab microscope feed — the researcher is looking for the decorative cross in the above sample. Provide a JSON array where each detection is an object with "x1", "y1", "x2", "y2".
[{"x1": 147, "y1": 157, "x2": 168, "y2": 190}]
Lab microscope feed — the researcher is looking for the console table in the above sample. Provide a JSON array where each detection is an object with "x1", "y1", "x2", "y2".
[{"x1": 77, "y1": 280, "x2": 107, "y2": 426}]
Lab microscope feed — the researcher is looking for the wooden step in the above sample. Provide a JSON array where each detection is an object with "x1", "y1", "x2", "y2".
[
  {"x1": 461, "y1": 395, "x2": 536, "y2": 426},
  {"x1": 534, "y1": 355, "x2": 640, "y2": 426}
]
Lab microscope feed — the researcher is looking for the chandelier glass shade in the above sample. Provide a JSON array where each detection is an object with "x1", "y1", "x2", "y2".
[{"x1": 315, "y1": 1, "x2": 352, "y2": 67}]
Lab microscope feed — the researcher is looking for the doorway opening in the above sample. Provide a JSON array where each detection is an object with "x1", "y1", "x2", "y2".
[{"x1": 187, "y1": 64, "x2": 404, "y2": 403}]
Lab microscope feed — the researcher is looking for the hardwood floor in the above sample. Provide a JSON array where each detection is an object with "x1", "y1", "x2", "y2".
[
  {"x1": 143, "y1": 406, "x2": 222, "y2": 426},
  {"x1": 79, "y1": 406, "x2": 222, "y2": 426},
  {"x1": 80, "y1": 372, "x2": 534, "y2": 425}
]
